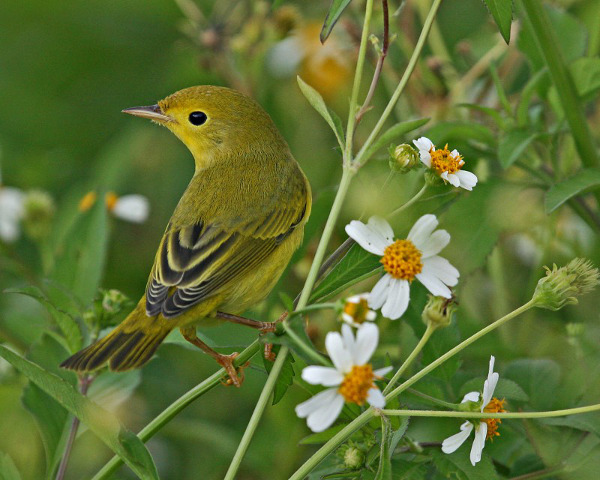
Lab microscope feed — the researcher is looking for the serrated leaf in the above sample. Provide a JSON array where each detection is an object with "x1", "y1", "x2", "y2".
[
  {"x1": 297, "y1": 76, "x2": 344, "y2": 148},
  {"x1": 263, "y1": 345, "x2": 295, "y2": 405},
  {"x1": 362, "y1": 119, "x2": 430, "y2": 162},
  {"x1": 545, "y1": 168, "x2": 600, "y2": 213},
  {"x1": 504, "y1": 358, "x2": 560, "y2": 410},
  {"x1": 299, "y1": 424, "x2": 347, "y2": 445},
  {"x1": 0, "y1": 453, "x2": 22, "y2": 480},
  {"x1": 498, "y1": 128, "x2": 540, "y2": 168},
  {"x1": 0, "y1": 345, "x2": 158, "y2": 480},
  {"x1": 310, "y1": 243, "x2": 382, "y2": 303},
  {"x1": 4, "y1": 285, "x2": 82, "y2": 353},
  {"x1": 430, "y1": 449, "x2": 498, "y2": 479},
  {"x1": 482, "y1": 0, "x2": 513, "y2": 43},
  {"x1": 543, "y1": 414, "x2": 600, "y2": 438},
  {"x1": 320, "y1": 0, "x2": 352, "y2": 43}
]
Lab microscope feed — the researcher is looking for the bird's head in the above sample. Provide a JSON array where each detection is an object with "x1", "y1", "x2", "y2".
[{"x1": 123, "y1": 86, "x2": 288, "y2": 168}]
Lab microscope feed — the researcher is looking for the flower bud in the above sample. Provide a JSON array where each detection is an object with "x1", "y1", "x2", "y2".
[
  {"x1": 422, "y1": 295, "x2": 456, "y2": 329},
  {"x1": 388, "y1": 144, "x2": 419, "y2": 173},
  {"x1": 338, "y1": 442, "x2": 365, "y2": 469},
  {"x1": 84, "y1": 289, "x2": 133, "y2": 329},
  {"x1": 532, "y1": 258, "x2": 599, "y2": 310},
  {"x1": 23, "y1": 190, "x2": 55, "y2": 240}
]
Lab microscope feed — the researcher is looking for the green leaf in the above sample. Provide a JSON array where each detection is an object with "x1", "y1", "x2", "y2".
[
  {"x1": 4, "y1": 285, "x2": 82, "y2": 353},
  {"x1": 424, "y1": 122, "x2": 496, "y2": 148},
  {"x1": 498, "y1": 128, "x2": 540, "y2": 168},
  {"x1": 299, "y1": 424, "x2": 347, "y2": 445},
  {"x1": 88, "y1": 370, "x2": 142, "y2": 411},
  {"x1": 457, "y1": 104, "x2": 505, "y2": 128},
  {"x1": 362, "y1": 118, "x2": 430, "y2": 162},
  {"x1": 0, "y1": 345, "x2": 158, "y2": 480},
  {"x1": 430, "y1": 449, "x2": 498, "y2": 480},
  {"x1": 50, "y1": 194, "x2": 109, "y2": 307},
  {"x1": 320, "y1": 0, "x2": 352, "y2": 43},
  {"x1": 543, "y1": 414, "x2": 600, "y2": 438},
  {"x1": 504, "y1": 358, "x2": 560, "y2": 410},
  {"x1": 389, "y1": 416, "x2": 410, "y2": 454},
  {"x1": 0, "y1": 453, "x2": 22, "y2": 480},
  {"x1": 310, "y1": 243, "x2": 382, "y2": 303},
  {"x1": 481, "y1": 0, "x2": 513, "y2": 43},
  {"x1": 545, "y1": 168, "x2": 600, "y2": 213},
  {"x1": 263, "y1": 345, "x2": 295, "y2": 405},
  {"x1": 297, "y1": 76, "x2": 345, "y2": 148}
]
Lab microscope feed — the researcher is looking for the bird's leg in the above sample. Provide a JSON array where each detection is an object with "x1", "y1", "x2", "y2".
[
  {"x1": 179, "y1": 326, "x2": 245, "y2": 387},
  {"x1": 215, "y1": 311, "x2": 289, "y2": 362}
]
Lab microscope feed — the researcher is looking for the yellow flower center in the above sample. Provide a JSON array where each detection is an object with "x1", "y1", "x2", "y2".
[
  {"x1": 105, "y1": 192, "x2": 118, "y2": 212},
  {"x1": 338, "y1": 364, "x2": 375, "y2": 405},
  {"x1": 79, "y1": 191, "x2": 97, "y2": 212},
  {"x1": 381, "y1": 239, "x2": 423, "y2": 280},
  {"x1": 429, "y1": 144, "x2": 463, "y2": 175},
  {"x1": 483, "y1": 397, "x2": 506, "y2": 440},
  {"x1": 344, "y1": 298, "x2": 371, "y2": 324}
]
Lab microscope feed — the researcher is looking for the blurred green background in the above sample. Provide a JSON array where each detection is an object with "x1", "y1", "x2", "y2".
[{"x1": 1, "y1": 0, "x2": 600, "y2": 479}]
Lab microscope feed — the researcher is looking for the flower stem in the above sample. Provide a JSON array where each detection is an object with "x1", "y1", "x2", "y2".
[
  {"x1": 387, "y1": 299, "x2": 537, "y2": 401},
  {"x1": 383, "y1": 323, "x2": 435, "y2": 394},
  {"x1": 379, "y1": 403, "x2": 600, "y2": 418},
  {"x1": 388, "y1": 183, "x2": 428, "y2": 218},
  {"x1": 353, "y1": 0, "x2": 444, "y2": 168},
  {"x1": 223, "y1": 345, "x2": 291, "y2": 480},
  {"x1": 290, "y1": 303, "x2": 339, "y2": 317},
  {"x1": 283, "y1": 319, "x2": 330, "y2": 367},
  {"x1": 405, "y1": 388, "x2": 459, "y2": 410}
]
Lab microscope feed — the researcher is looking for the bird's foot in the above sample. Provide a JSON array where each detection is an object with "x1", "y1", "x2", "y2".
[{"x1": 215, "y1": 352, "x2": 247, "y2": 387}]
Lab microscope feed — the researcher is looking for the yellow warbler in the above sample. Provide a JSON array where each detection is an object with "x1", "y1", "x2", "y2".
[{"x1": 61, "y1": 86, "x2": 311, "y2": 386}]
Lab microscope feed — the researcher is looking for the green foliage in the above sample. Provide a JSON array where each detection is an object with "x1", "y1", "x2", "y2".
[
  {"x1": 0, "y1": 453, "x2": 22, "y2": 480},
  {"x1": 430, "y1": 450, "x2": 498, "y2": 480},
  {"x1": 481, "y1": 0, "x2": 513, "y2": 43},
  {"x1": 320, "y1": 0, "x2": 353, "y2": 43},
  {"x1": 545, "y1": 168, "x2": 600, "y2": 213}
]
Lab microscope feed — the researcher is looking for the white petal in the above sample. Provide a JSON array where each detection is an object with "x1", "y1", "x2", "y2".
[
  {"x1": 325, "y1": 331, "x2": 352, "y2": 373},
  {"x1": 451, "y1": 149, "x2": 460, "y2": 157},
  {"x1": 0, "y1": 217, "x2": 20, "y2": 242},
  {"x1": 413, "y1": 137, "x2": 434, "y2": 153},
  {"x1": 0, "y1": 188, "x2": 25, "y2": 217},
  {"x1": 346, "y1": 293, "x2": 370, "y2": 303},
  {"x1": 374, "y1": 366, "x2": 393, "y2": 377},
  {"x1": 440, "y1": 171, "x2": 449, "y2": 181},
  {"x1": 416, "y1": 271, "x2": 452, "y2": 298},
  {"x1": 420, "y1": 153, "x2": 431, "y2": 168},
  {"x1": 366, "y1": 216, "x2": 394, "y2": 245},
  {"x1": 456, "y1": 170, "x2": 478, "y2": 191},
  {"x1": 267, "y1": 37, "x2": 305, "y2": 77},
  {"x1": 446, "y1": 173, "x2": 461, "y2": 188},
  {"x1": 295, "y1": 388, "x2": 338, "y2": 418},
  {"x1": 341, "y1": 312, "x2": 359, "y2": 326},
  {"x1": 306, "y1": 393, "x2": 345, "y2": 432},
  {"x1": 352, "y1": 323, "x2": 378, "y2": 365},
  {"x1": 301, "y1": 366, "x2": 344, "y2": 386},
  {"x1": 341, "y1": 324, "x2": 356, "y2": 352},
  {"x1": 368, "y1": 275, "x2": 392, "y2": 310},
  {"x1": 407, "y1": 214, "x2": 438, "y2": 248},
  {"x1": 470, "y1": 423, "x2": 487, "y2": 466},
  {"x1": 365, "y1": 310, "x2": 377, "y2": 321},
  {"x1": 461, "y1": 391, "x2": 480, "y2": 403},
  {"x1": 112, "y1": 195, "x2": 150, "y2": 223},
  {"x1": 421, "y1": 256, "x2": 459, "y2": 286},
  {"x1": 366, "y1": 388, "x2": 386, "y2": 408},
  {"x1": 441, "y1": 422, "x2": 473, "y2": 454},
  {"x1": 418, "y1": 229, "x2": 450, "y2": 258},
  {"x1": 482, "y1": 355, "x2": 499, "y2": 408},
  {"x1": 381, "y1": 278, "x2": 410, "y2": 320},
  {"x1": 345, "y1": 220, "x2": 388, "y2": 255}
]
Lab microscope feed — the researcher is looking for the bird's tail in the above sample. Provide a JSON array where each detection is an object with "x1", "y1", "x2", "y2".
[{"x1": 61, "y1": 300, "x2": 172, "y2": 372}]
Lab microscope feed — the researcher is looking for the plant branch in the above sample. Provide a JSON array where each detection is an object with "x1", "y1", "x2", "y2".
[{"x1": 380, "y1": 403, "x2": 600, "y2": 418}]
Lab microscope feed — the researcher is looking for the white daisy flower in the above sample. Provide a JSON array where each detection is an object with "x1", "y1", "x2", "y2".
[
  {"x1": 295, "y1": 323, "x2": 392, "y2": 432},
  {"x1": 79, "y1": 191, "x2": 150, "y2": 224},
  {"x1": 413, "y1": 137, "x2": 478, "y2": 191},
  {"x1": 341, "y1": 294, "x2": 377, "y2": 327},
  {"x1": 0, "y1": 186, "x2": 25, "y2": 243},
  {"x1": 345, "y1": 215, "x2": 459, "y2": 320},
  {"x1": 442, "y1": 355, "x2": 506, "y2": 466}
]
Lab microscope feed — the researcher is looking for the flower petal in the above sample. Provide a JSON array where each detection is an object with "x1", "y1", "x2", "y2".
[
  {"x1": 295, "y1": 388, "x2": 337, "y2": 418},
  {"x1": 306, "y1": 393, "x2": 345, "y2": 432},
  {"x1": 441, "y1": 422, "x2": 473, "y2": 454},
  {"x1": 325, "y1": 331, "x2": 352, "y2": 373},
  {"x1": 366, "y1": 216, "x2": 395, "y2": 245},
  {"x1": 421, "y1": 256, "x2": 459, "y2": 285},
  {"x1": 381, "y1": 278, "x2": 410, "y2": 320},
  {"x1": 407, "y1": 214, "x2": 438, "y2": 248},
  {"x1": 374, "y1": 366, "x2": 393, "y2": 377},
  {"x1": 368, "y1": 275, "x2": 392, "y2": 310},
  {"x1": 418, "y1": 229, "x2": 450, "y2": 258},
  {"x1": 112, "y1": 195, "x2": 150, "y2": 223},
  {"x1": 345, "y1": 219, "x2": 388, "y2": 255},
  {"x1": 302, "y1": 366, "x2": 344, "y2": 386},
  {"x1": 470, "y1": 423, "x2": 487, "y2": 466},
  {"x1": 366, "y1": 387, "x2": 386, "y2": 408},
  {"x1": 482, "y1": 355, "x2": 499, "y2": 408},
  {"x1": 456, "y1": 170, "x2": 478, "y2": 191},
  {"x1": 352, "y1": 323, "x2": 378, "y2": 365},
  {"x1": 446, "y1": 173, "x2": 461, "y2": 188},
  {"x1": 413, "y1": 137, "x2": 434, "y2": 153},
  {"x1": 461, "y1": 391, "x2": 480, "y2": 403},
  {"x1": 341, "y1": 324, "x2": 355, "y2": 352}
]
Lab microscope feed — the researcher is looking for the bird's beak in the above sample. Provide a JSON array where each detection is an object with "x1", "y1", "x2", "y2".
[{"x1": 122, "y1": 104, "x2": 173, "y2": 123}]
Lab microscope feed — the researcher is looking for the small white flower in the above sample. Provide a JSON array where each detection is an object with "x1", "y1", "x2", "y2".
[
  {"x1": 341, "y1": 294, "x2": 377, "y2": 327},
  {"x1": 442, "y1": 355, "x2": 505, "y2": 466},
  {"x1": 413, "y1": 136, "x2": 478, "y2": 191},
  {"x1": 0, "y1": 186, "x2": 25, "y2": 243},
  {"x1": 345, "y1": 215, "x2": 459, "y2": 320},
  {"x1": 295, "y1": 323, "x2": 391, "y2": 432},
  {"x1": 109, "y1": 194, "x2": 150, "y2": 223}
]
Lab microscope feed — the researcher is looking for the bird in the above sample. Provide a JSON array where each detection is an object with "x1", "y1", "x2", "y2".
[{"x1": 61, "y1": 86, "x2": 311, "y2": 386}]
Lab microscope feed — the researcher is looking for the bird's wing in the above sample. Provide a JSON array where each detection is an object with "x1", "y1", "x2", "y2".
[{"x1": 145, "y1": 184, "x2": 309, "y2": 318}]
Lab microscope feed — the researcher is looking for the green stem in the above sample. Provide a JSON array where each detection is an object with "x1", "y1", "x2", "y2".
[
  {"x1": 405, "y1": 388, "x2": 458, "y2": 410},
  {"x1": 518, "y1": 0, "x2": 599, "y2": 169},
  {"x1": 91, "y1": 341, "x2": 261, "y2": 480},
  {"x1": 387, "y1": 299, "x2": 536, "y2": 401},
  {"x1": 388, "y1": 183, "x2": 428, "y2": 218},
  {"x1": 344, "y1": 0, "x2": 375, "y2": 166},
  {"x1": 290, "y1": 303, "x2": 339, "y2": 317},
  {"x1": 379, "y1": 403, "x2": 600, "y2": 418},
  {"x1": 353, "y1": 0, "x2": 444, "y2": 169},
  {"x1": 383, "y1": 323, "x2": 435, "y2": 394},
  {"x1": 223, "y1": 346, "x2": 290, "y2": 480},
  {"x1": 283, "y1": 319, "x2": 330, "y2": 366}
]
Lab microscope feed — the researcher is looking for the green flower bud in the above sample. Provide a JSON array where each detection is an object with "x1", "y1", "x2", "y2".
[
  {"x1": 23, "y1": 190, "x2": 55, "y2": 240},
  {"x1": 338, "y1": 442, "x2": 365, "y2": 469},
  {"x1": 389, "y1": 144, "x2": 419, "y2": 173},
  {"x1": 565, "y1": 322, "x2": 584, "y2": 338},
  {"x1": 422, "y1": 295, "x2": 456, "y2": 330},
  {"x1": 532, "y1": 258, "x2": 599, "y2": 310}
]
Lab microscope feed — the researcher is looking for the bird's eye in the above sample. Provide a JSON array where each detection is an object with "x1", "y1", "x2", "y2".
[{"x1": 188, "y1": 111, "x2": 208, "y2": 126}]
